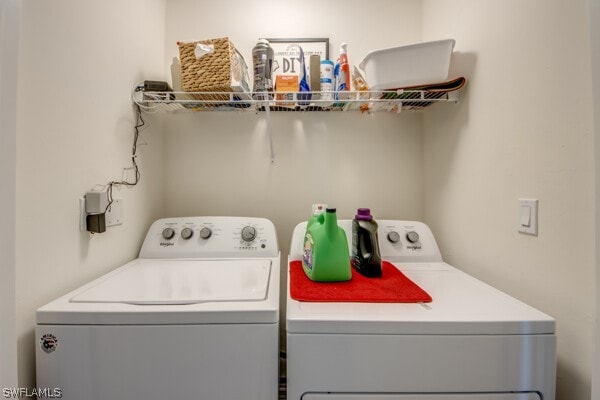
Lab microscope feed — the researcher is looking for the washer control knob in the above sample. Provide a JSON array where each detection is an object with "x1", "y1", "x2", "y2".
[
  {"x1": 162, "y1": 227, "x2": 175, "y2": 240},
  {"x1": 241, "y1": 226, "x2": 257, "y2": 242},
  {"x1": 199, "y1": 227, "x2": 212, "y2": 240},
  {"x1": 181, "y1": 227, "x2": 194, "y2": 240},
  {"x1": 406, "y1": 231, "x2": 420, "y2": 243},
  {"x1": 387, "y1": 231, "x2": 400, "y2": 243}
]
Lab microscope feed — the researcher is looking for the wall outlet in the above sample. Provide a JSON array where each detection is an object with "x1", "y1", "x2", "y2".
[
  {"x1": 79, "y1": 198, "x2": 86, "y2": 231},
  {"x1": 79, "y1": 197, "x2": 124, "y2": 232},
  {"x1": 105, "y1": 198, "x2": 123, "y2": 227}
]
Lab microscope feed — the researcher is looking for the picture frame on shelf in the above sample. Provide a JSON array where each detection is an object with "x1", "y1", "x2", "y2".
[{"x1": 265, "y1": 38, "x2": 329, "y2": 88}]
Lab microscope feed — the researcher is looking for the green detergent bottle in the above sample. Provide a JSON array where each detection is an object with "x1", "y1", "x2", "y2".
[{"x1": 302, "y1": 207, "x2": 351, "y2": 282}]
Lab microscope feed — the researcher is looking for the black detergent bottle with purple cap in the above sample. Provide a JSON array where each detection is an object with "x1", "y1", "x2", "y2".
[{"x1": 351, "y1": 208, "x2": 383, "y2": 277}]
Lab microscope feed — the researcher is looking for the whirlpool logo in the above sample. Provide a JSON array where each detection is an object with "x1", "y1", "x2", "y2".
[{"x1": 40, "y1": 333, "x2": 58, "y2": 354}]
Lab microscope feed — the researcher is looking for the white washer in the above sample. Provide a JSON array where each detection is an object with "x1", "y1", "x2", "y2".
[
  {"x1": 36, "y1": 216, "x2": 280, "y2": 400},
  {"x1": 287, "y1": 220, "x2": 556, "y2": 400}
]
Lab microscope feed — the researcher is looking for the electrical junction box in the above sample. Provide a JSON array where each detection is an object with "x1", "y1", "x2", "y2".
[
  {"x1": 80, "y1": 193, "x2": 124, "y2": 232},
  {"x1": 85, "y1": 191, "x2": 109, "y2": 214}
]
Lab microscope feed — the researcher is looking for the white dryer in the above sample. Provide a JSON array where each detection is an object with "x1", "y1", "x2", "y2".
[
  {"x1": 287, "y1": 220, "x2": 556, "y2": 400},
  {"x1": 36, "y1": 216, "x2": 280, "y2": 400}
]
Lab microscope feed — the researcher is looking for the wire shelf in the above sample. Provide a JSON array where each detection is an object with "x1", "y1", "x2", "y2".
[{"x1": 134, "y1": 89, "x2": 459, "y2": 114}]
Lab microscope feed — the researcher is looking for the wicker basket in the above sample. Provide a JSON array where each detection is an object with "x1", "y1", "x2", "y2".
[{"x1": 178, "y1": 37, "x2": 239, "y2": 100}]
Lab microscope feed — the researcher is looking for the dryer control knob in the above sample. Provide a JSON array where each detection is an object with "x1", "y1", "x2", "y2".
[
  {"x1": 406, "y1": 231, "x2": 420, "y2": 243},
  {"x1": 199, "y1": 227, "x2": 212, "y2": 240},
  {"x1": 181, "y1": 227, "x2": 194, "y2": 240},
  {"x1": 387, "y1": 231, "x2": 400, "y2": 243},
  {"x1": 241, "y1": 226, "x2": 257, "y2": 242},
  {"x1": 162, "y1": 227, "x2": 175, "y2": 240}
]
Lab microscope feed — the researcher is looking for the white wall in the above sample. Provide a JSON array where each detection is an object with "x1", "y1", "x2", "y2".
[
  {"x1": 590, "y1": 0, "x2": 600, "y2": 395},
  {"x1": 163, "y1": 0, "x2": 425, "y2": 331},
  {"x1": 14, "y1": 0, "x2": 595, "y2": 396},
  {"x1": 15, "y1": 0, "x2": 166, "y2": 389},
  {"x1": 164, "y1": 0, "x2": 422, "y2": 82},
  {"x1": 0, "y1": 0, "x2": 20, "y2": 390},
  {"x1": 163, "y1": 111, "x2": 423, "y2": 247},
  {"x1": 422, "y1": 1, "x2": 594, "y2": 399}
]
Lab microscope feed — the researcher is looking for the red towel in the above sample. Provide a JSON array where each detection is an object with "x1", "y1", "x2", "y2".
[{"x1": 289, "y1": 260, "x2": 432, "y2": 303}]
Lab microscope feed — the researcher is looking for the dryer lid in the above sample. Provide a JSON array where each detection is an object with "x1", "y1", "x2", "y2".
[
  {"x1": 70, "y1": 259, "x2": 271, "y2": 305},
  {"x1": 286, "y1": 261, "x2": 555, "y2": 335}
]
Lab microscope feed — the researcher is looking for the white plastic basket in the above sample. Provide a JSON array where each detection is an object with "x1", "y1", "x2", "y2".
[{"x1": 359, "y1": 39, "x2": 455, "y2": 90}]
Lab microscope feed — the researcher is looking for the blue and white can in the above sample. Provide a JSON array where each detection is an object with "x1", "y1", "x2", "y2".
[{"x1": 320, "y1": 60, "x2": 335, "y2": 107}]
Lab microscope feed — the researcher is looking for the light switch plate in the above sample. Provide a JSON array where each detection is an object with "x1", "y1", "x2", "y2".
[{"x1": 518, "y1": 198, "x2": 538, "y2": 235}]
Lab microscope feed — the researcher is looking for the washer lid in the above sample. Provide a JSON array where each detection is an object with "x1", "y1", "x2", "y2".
[
  {"x1": 37, "y1": 257, "x2": 280, "y2": 325},
  {"x1": 70, "y1": 259, "x2": 271, "y2": 305}
]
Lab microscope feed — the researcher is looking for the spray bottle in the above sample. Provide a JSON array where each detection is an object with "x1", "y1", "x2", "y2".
[{"x1": 334, "y1": 43, "x2": 351, "y2": 101}]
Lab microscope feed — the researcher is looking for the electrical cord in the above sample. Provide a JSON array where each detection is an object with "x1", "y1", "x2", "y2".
[{"x1": 103, "y1": 104, "x2": 144, "y2": 213}]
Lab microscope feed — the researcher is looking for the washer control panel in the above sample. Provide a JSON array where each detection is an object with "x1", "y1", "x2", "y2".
[{"x1": 140, "y1": 217, "x2": 279, "y2": 259}]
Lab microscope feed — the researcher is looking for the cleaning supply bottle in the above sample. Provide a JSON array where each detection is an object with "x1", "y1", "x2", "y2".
[
  {"x1": 297, "y1": 46, "x2": 311, "y2": 105},
  {"x1": 351, "y1": 208, "x2": 382, "y2": 277},
  {"x1": 334, "y1": 43, "x2": 351, "y2": 100},
  {"x1": 302, "y1": 208, "x2": 351, "y2": 282}
]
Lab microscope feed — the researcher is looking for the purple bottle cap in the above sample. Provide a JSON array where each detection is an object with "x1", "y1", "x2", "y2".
[{"x1": 355, "y1": 208, "x2": 373, "y2": 221}]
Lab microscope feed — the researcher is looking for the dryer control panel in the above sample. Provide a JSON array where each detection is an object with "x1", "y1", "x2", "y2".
[
  {"x1": 139, "y1": 217, "x2": 279, "y2": 259},
  {"x1": 289, "y1": 220, "x2": 442, "y2": 263},
  {"x1": 377, "y1": 220, "x2": 442, "y2": 263}
]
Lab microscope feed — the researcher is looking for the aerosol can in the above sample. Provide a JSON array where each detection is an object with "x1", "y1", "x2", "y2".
[{"x1": 252, "y1": 39, "x2": 274, "y2": 99}]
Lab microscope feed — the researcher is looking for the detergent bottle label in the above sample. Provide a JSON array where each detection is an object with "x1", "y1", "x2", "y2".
[{"x1": 302, "y1": 233, "x2": 314, "y2": 270}]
